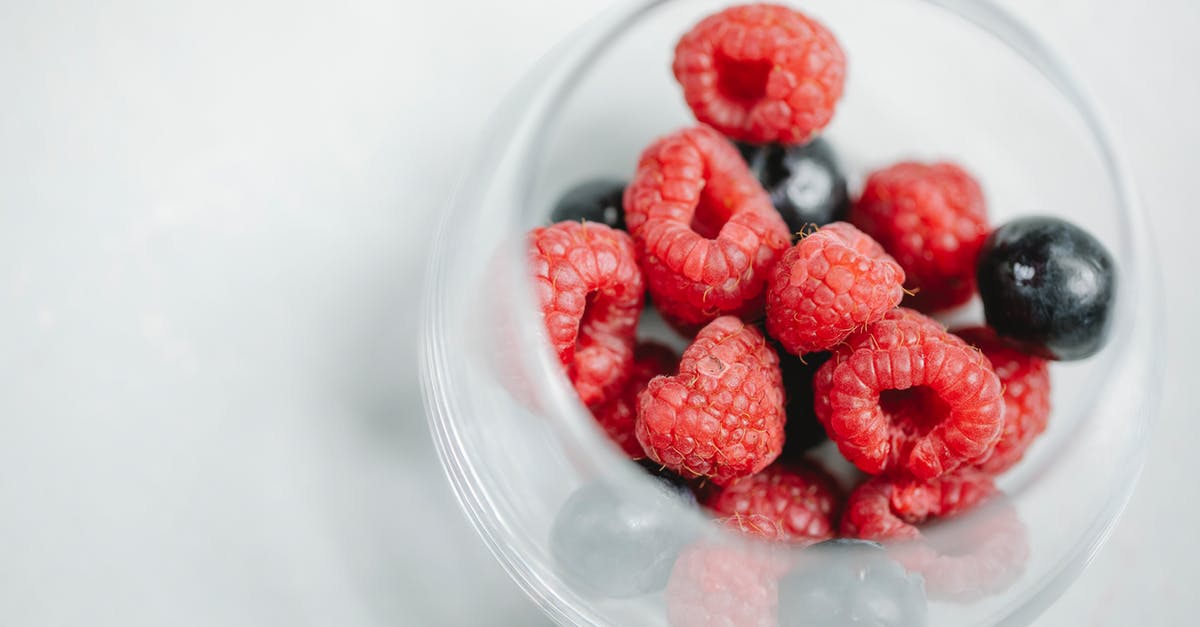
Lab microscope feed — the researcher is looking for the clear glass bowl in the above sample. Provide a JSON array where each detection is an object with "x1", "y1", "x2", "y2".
[{"x1": 420, "y1": 0, "x2": 1162, "y2": 624}]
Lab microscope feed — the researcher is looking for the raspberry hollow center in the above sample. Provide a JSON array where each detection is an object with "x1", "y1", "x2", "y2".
[
  {"x1": 574, "y1": 292, "x2": 600, "y2": 356},
  {"x1": 691, "y1": 184, "x2": 735, "y2": 239},
  {"x1": 880, "y1": 386, "x2": 951, "y2": 435},
  {"x1": 714, "y1": 51, "x2": 772, "y2": 106}
]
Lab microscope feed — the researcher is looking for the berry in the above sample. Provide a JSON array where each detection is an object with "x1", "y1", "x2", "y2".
[
  {"x1": 550, "y1": 478, "x2": 695, "y2": 598},
  {"x1": 840, "y1": 471, "x2": 997, "y2": 540},
  {"x1": 766, "y1": 222, "x2": 906, "y2": 355},
  {"x1": 852, "y1": 162, "x2": 990, "y2": 312},
  {"x1": 719, "y1": 512, "x2": 788, "y2": 540},
  {"x1": 777, "y1": 539, "x2": 928, "y2": 627},
  {"x1": 953, "y1": 327, "x2": 1051, "y2": 474},
  {"x1": 549, "y1": 179, "x2": 627, "y2": 230},
  {"x1": 777, "y1": 348, "x2": 830, "y2": 458},
  {"x1": 529, "y1": 221, "x2": 644, "y2": 407},
  {"x1": 976, "y1": 216, "x2": 1116, "y2": 360},
  {"x1": 636, "y1": 316, "x2": 786, "y2": 485},
  {"x1": 813, "y1": 308, "x2": 1005, "y2": 479},
  {"x1": 889, "y1": 494, "x2": 1029, "y2": 602},
  {"x1": 637, "y1": 458, "x2": 700, "y2": 502},
  {"x1": 666, "y1": 531, "x2": 788, "y2": 627},
  {"x1": 592, "y1": 343, "x2": 679, "y2": 459},
  {"x1": 704, "y1": 462, "x2": 840, "y2": 544},
  {"x1": 624, "y1": 125, "x2": 790, "y2": 332},
  {"x1": 672, "y1": 3, "x2": 846, "y2": 145},
  {"x1": 747, "y1": 138, "x2": 851, "y2": 236}
]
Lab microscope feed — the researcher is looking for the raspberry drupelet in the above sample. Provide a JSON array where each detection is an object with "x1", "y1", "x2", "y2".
[
  {"x1": 673, "y1": 3, "x2": 846, "y2": 145},
  {"x1": 624, "y1": 125, "x2": 790, "y2": 333},
  {"x1": 529, "y1": 221, "x2": 645, "y2": 407}
]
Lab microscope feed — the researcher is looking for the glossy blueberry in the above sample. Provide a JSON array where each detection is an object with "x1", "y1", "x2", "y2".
[
  {"x1": 549, "y1": 477, "x2": 694, "y2": 598},
  {"x1": 778, "y1": 539, "x2": 928, "y2": 627},
  {"x1": 776, "y1": 347, "x2": 830, "y2": 459},
  {"x1": 743, "y1": 138, "x2": 850, "y2": 237},
  {"x1": 976, "y1": 217, "x2": 1116, "y2": 360},
  {"x1": 636, "y1": 458, "x2": 698, "y2": 504},
  {"x1": 549, "y1": 179, "x2": 627, "y2": 230}
]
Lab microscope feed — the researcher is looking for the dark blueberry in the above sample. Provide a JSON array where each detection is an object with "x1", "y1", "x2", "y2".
[
  {"x1": 549, "y1": 478, "x2": 694, "y2": 598},
  {"x1": 976, "y1": 216, "x2": 1116, "y2": 360},
  {"x1": 549, "y1": 179, "x2": 627, "y2": 230},
  {"x1": 776, "y1": 347, "x2": 830, "y2": 459},
  {"x1": 778, "y1": 539, "x2": 927, "y2": 627},
  {"x1": 735, "y1": 140, "x2": 764, "y2": 165},
  {"x1": 747, "y1": 138, "x2": 850, "y2": 237},
  {"x1": 636, "y1": 458, "x2": 698, "y2": 505}
]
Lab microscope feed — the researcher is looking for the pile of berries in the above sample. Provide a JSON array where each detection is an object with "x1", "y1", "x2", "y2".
[{"x1": 531, "y1": 2, "x2": 1116, "y2": 621}]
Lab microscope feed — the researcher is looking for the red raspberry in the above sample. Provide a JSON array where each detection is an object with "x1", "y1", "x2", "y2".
[
  {"x1": 954, "y1": 327, "x2": 1052, "y2": 474},
  {"x1": 636, "y1": 316, "x2": 786, "y2": 485},
  {"x1": 529, "y1": 221, "x2": 644, "y2": 407},
  {"x1": 591, "y1": 342, "x2": 679, "y2": 459},
  {"x1": 813, "y1": 308, "x2": 1005, "y2": 479},
  {"x1": 672, "y1": 3, "x2": 846, "y2": 145},
  {"x1": 625, "y1": 125, "x2": 790, "y2": 332},
  {"x1": 719, "y1": 512, "x2": 788, "y2": 541},
  {"x1": 852, "y1": 162, "x2": 989, "y2": 312},
  {"x1": 666, "y1": 530, "x2": 787, "y2": 627},
  {"x1": 704, "y1": 462, "x2": 840, "y2": 545},
  {"x1": 766, "y1": 222, "x2": 905, "y2": 355},
  {"x1": 840, "y1": 471, "x2": 997, "y2": 540},
  {"x1": 891, "y1": 494, "x2": 1029, "y2": 602}
]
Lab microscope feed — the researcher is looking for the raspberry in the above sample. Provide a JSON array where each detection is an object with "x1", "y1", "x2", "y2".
[
  {"x1": 720, "y1": 512, "x2": 788, "y2": 540},
  {"x1": 666, "y1": 531, "x2": 787, "y2": 627},
  {"x1": 839, "y1": 471, "x2": 997, "y2": 540},
  {"x1": 704, "y1": 462, "x2": 840, "y2": 545},
  {"x1": 672, "y1": 3, "x2": 846, "y2": 145},
  {"x1": 636, "y1": 316, "x2": 786, "y2": 485},
  {"x1": 529, "y1": 221, "x2": 644, "y2": 407},
  {"x1": 624, "y1": 125, "x2": 790, "y2": 332},
  {"x1": 592, "y1": 342, "x2": 679, "y2": 459},
  {"x1": 813, "y1": 308, "x2": 1005, "y2": 479},
  {"x1": 765, "y1": 222, "x2": 905, "y2": 355},
  {"x1": 852, "y1": 162, "x2": 989, "y2": 312},
  {"x1": 891, "y1": 494, "x2": 1029, "y2": 602},
  {"x1": 953, "y1": 327, "x2": 1052, "y2": 474},
  {"x1": 841, "y1": 474, "x2": 1029, "y2": 602}
]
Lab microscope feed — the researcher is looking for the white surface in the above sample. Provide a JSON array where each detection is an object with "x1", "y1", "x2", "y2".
[{"x1": 0, "y1": 0, "x2": 1195, "y2": 625}]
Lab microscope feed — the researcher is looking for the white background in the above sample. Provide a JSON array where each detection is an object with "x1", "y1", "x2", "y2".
[{"x1": 0, "y1": 0, "x2": 1196, "y2": 625}]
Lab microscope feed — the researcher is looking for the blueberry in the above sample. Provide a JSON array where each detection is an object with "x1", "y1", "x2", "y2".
[
  {"x1": 735, "y1": 140, "x2": 763, "y2": 165},
  {"x1": 976, "y1": 216, "x2": 1116, "y2": 360},
  {"x1": 636, "y1": 458, "x2": 698, "y2": 504},
  {"x1": 549, "y1": 179, "x2": 627, "y2": 230},
  {"x1": 549, "y1": 477, "x2": 694, "y2": 598},
  {"x1": 776, "y1": 347, "x2": 830, "y2": 458},
  {"x1": 778, "y1": 539, "x2": 927, "y2": 627},
  {"x1": 745, "y1": 138, "x2": 850, "y2": 236}
]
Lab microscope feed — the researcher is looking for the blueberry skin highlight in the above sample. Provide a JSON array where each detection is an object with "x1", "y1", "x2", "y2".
[
  {"x1": 740, "y1": 138, "x2": 850, "y2": 237},
  {"x1": 549, "y1": 179, "x2": 627, "y2": 230},
  {"x1": 976, "y1": 216, "x2": 1116, "y2": 361}
]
